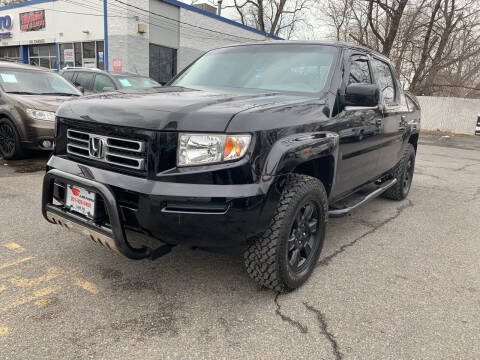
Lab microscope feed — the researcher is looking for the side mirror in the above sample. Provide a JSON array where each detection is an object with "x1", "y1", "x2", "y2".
[
  {"x1": 344, "y1": 84, "x2": 379, "y2": 107},
  {"x1": 77, "y1": 86, "x2": 85, "y2": 94},
  {"x1": 102, "y1": 87, "x2": 115, "y2": 92}
]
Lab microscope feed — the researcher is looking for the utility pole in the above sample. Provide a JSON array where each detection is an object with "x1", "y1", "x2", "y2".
[{"x1": 103, "y1": 0, "x2": 109, "y2": 71}]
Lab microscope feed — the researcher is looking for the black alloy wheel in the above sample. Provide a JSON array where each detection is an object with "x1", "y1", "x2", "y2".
[
  {"x1": 0, "y1": 122, "x2": 16, "y2": 158},
  {"x1": 244, "y1": 174, "x2": 328, "y2": 292},
  {"x1": 288, "y1": 201, "x2": 320, "y2": 273}
]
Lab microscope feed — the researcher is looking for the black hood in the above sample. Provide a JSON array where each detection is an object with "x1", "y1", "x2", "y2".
[{"x1": 56, "y1": 87, "x2": 312, "y2": 132}]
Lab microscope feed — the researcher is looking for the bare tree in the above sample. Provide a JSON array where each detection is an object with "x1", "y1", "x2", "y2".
[
  {"x1": 320, "y1": 0, "x2": 480, "y2": 98},
  {"x1": 193, "y1": 0, "x2": 311, "y2": 38}
]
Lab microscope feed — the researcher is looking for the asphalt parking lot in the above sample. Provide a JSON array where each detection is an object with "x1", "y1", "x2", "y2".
[{"x1": 0, "y1": 134, "x2": 479, "y2": 360}]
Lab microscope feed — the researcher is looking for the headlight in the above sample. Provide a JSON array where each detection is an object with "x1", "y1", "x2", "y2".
[
  {"x1": 26, "y1": 108, "x2": 55, "y2": 122},
  {"x1": 178, "y1": 133, "x2": 251, "y2": 167}
]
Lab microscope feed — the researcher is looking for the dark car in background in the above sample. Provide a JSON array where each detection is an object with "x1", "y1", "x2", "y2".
[
  {"x1": 0, "y1": 61, "x2": 81, "y2": 160},
  {"x1": 60, "y1": 68, "x2": 161, "y2": 94}
]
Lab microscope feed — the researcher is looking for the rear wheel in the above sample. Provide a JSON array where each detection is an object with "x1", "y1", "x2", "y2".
[
  {"x1": 0, "y1": 119, "x2": 23, "y2": 160},
  {"x1": 244, "y1": 175, "x2": 328, "y2": 292},
  {"x1": 382, "y1": 143, "x2": 416, "y2": 201}
]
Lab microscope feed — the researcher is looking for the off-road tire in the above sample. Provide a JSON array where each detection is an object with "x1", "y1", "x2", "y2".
[
  {"x1": 244, "y1": 174, "x2": 328, "y2": 292},
  {"x1": 382, "y1": 143, "x2": 415, "y2": 201},
  {"x1": 0, "y1": 118, "x2": 24, "y2": 160}
]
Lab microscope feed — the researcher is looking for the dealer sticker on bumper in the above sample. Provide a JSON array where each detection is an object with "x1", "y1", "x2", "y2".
[{"x1": 65, "y1": 185, "x2": 96, "y2": 219}]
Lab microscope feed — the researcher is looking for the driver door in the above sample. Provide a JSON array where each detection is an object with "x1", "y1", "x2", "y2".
[{"x1": 330, "y1": 53, "x2": 383, "y2": 198}]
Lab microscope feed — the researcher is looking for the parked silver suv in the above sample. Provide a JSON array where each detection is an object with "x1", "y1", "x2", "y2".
[{"x1": 60, "y1": 68, "x2": 161, "y2": 94}]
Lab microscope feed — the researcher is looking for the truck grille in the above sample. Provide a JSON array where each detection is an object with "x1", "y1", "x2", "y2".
[{"x1": 66, "y1": 129, "x2": 146, "y2": 171}]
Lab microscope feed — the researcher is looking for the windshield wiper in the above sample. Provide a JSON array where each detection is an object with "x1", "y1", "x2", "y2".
[
  {"x1": 38, "y1": 92, "x2": 80, "y2": 96},
  {"x1": 6, "y1": 91, "x2": 38, "y2": 95}
]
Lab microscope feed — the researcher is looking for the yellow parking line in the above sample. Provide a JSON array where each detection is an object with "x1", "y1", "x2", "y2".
[
  {"x1": 9, "y1": 267, "x2": 62, "y2": 288},
  {"x1": 2, "y1": 243, "x2": 25, "y2": 253},
  {"x1": 0, "y1": 256, "x2": 36, "y2": 271},
  {"x1": 0, "y1": 285, "x2": 6, "y2": 294},
  {"x1": 72, "y1": 278, "x2": 100, "y2": 294},
  {"x1": 0, "y1": 324, "x2": 7, "y2": 337},
  {"x1": 35, "y1": 299, "x2": 52, "y2": 307},
  {"x1": 0, "y1": 286, "x2": 59, "y2": 314}
]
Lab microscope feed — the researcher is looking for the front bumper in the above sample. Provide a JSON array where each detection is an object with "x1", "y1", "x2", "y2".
[
  {"x1": 23, "y1": 120, "x2": 55, "y2": 150},
  {"x1": 42, "y1": 156, "x2": 280, "y2": 259}
]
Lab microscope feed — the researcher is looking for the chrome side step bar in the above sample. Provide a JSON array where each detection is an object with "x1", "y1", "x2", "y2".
[{"x1": 328, "y1": 178, "x2": 397, "y2": 218}]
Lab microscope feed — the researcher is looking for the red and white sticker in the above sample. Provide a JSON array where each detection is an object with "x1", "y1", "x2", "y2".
[{"x1": 65, "y1": 185, "x2": 96, "y2": 218}]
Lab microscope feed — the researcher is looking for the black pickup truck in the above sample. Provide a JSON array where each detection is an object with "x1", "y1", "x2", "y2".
[{"x1": 42, "y1": 41, "x2": 420, "y2": 292}]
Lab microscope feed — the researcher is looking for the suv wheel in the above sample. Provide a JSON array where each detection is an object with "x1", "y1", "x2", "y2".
[
  {"x1": 382, "y1": 143, "x2": 416, "y2": 201},
  {"x1": 0, "y1": 119, "x2": 23, "y2": 160},
  {"x1": 244, "y1": 175, "x2": 328, "y2": 292}
]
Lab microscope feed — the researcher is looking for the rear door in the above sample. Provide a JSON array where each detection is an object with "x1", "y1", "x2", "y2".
[
  {"x1": 371, "y1": 58, "x2": 408, "y2": 174},
  {"x1": 331, "y1": 53, "x2": 383, "y2": 197}
]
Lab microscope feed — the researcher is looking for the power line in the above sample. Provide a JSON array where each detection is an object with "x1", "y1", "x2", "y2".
[
  {"x1": 59, "y1": 0, "x2": 255, "y2": 43},
  {"x1": 109, "y1": 0, "x2": 270, "y2": 42}
]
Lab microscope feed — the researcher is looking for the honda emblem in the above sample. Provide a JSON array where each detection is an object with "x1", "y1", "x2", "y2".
[{"x1": 89, "y1": 136, "x2": 105, "y2": 159}]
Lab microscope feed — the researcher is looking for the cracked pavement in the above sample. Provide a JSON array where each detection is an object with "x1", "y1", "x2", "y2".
[{"x1": 0, "y1": 133, "x2": 479, "y2": 359}]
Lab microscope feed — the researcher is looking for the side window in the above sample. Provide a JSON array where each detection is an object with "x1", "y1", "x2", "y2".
[
  {"x1": 73, "y1": 72, "x2": 94, "y2": 90},
  {"x1": 348, "y1": 56, "x2": 371, "y2": 84},
  {"x1": 93, "y1": 74, "x2": 115, "y2": 93},
  {"x1": 372, "y1": 59, "x2": 396, "y2": 105},
  {"x1": 62, "y1": 71, "x2": 74, "y2": 82}
]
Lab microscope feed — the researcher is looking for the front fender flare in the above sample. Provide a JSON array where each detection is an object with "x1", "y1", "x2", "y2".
[{"x1": 261, "y1": 132, "x2": 340, "y2": 180}]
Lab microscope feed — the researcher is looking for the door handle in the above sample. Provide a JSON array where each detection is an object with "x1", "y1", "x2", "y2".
[
  {"x1": 375, "y1": 118, "x2": 382, "y2": 125},
  {"x1": 400, "y1": 115, "x2": 407, "y2": 121}
]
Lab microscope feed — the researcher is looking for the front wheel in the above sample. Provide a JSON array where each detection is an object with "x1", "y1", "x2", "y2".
[
  {"x1": 244, "y1": 175, "x2": 328, "y2": 292},
  {"x1": 0, "y1": 119, "x2": 24, "y2": 160}
]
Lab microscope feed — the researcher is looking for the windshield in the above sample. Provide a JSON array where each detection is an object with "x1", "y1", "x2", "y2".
[
  {"x1": 171, "y1": 44, "x2": 338, "y2": 94},
  {"x1": 0, "y1": 69, "x2": 81, "y2": 96},
  {"x1": 113, "y1": 75, "x2": 160, "y2": 89}
]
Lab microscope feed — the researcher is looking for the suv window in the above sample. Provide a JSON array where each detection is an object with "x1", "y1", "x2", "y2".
[
  {"x1": 93, "y1": 74, "x2": 115, "y2": 93},
  {"x1": 62, "y1": 71, "x2": 74, "y2": 82},
  {"x1": 372, "y1": 59, "x2": 396, "y2": 105},
  {"x1": 348, "y1": 56, "x2": 371, "y2": 84},
  {"x1": 73, "y1": 72, "x2": 94, "y2": 90}
]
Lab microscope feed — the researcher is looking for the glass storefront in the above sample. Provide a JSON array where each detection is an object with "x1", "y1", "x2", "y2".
[
  {"x1": 0, "y1": 46, "x2": 21, "y2": 61},
  {"x1": 59, "y1": 41, "x2": 104, "y2": 70},
  {"x1": 29, "y1": 44, "x2": 57, "y2": 70}
]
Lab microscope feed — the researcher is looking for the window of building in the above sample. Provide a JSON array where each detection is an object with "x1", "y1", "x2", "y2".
[
  {"x1": 349, "y1": 56, "x2": 371, "y2": 84},
  {"x1": 74, "y1": 43, "x2": 82, "y2": 67},
  {"x1": 96, "y1": 41, "x2": 105, "y2": 70},
  {"x1": 29, "y1": 44, "x2": 56, "y2": 70},
  {"x1": 372, "y1": 59, "x2": 396, "y2": 105},
  {"x1": 83, "y1": 42, "x2": 95, "y2": 59},
  {"x1": 0, "y1": 46, "x2": 20, "y2": 61},
  {"x1": 149, "y1": 44, "x2": 177, "y2": 85},
  {"x1": 59, "y1": 43, "x2": 74, "y2": 69},
  {"x1": 58, "y1": 41, "x2": 105, "y2": 70},
  {"x1": 93, "y1": 74, "x2": 115, "y2": 92}
]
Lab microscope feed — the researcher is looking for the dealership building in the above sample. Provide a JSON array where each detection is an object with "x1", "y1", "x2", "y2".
[{"x1": 0, "y1": 0, "x2": 278, "y2": 83}]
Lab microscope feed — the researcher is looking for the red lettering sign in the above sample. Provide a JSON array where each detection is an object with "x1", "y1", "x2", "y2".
[
  {"x1": 19, "y1": 10, "x2": 46, "y2": 32},
  {"x1": 113, "y1": 58, "x2": 122, "y2": 72}
]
